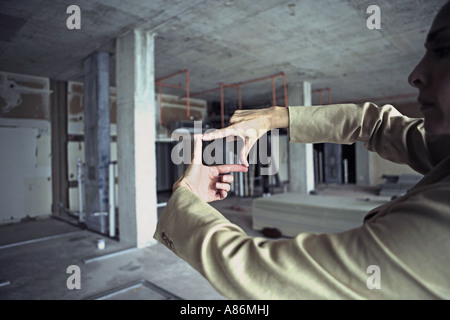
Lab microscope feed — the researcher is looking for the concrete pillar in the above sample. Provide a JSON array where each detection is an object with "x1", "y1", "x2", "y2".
[
  {"x1": 355, "y1": 141, "x2": 372, "y2": 185},
  {"x1": 50, "y1": 79, "x2": 69, "y2": 215},
  {"x1": 116, "y1": 29, "x2": 157, "y2": 248},
  {"x1": 83, "y1": 52, "x2": 110, "y2": 234},
  {"x1": 288, "y1": 82, "x2": 315, "y2": 194}
]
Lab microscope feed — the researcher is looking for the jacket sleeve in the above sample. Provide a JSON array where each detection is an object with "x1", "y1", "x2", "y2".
[
  {"x1": 287, "y1": 103, "x2": 434, "y2": 174},
  {"x1": 153, "y1": 185, "x2": 450, "y2": 299},
  {"x1": 153, "y1": 103, "x2": 450, "y2": 299},
  {"x1": 153, "y1": 187, "x2": 366, "y2": 299}
]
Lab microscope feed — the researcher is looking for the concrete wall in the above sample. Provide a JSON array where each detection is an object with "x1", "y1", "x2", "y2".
[
  {"x1": 66, "y1": 81, "x2": 207, "y2": 211},
  {"x1": 0, "y1": 71, "x2": 52, "y2": 224},
  {"x1": 156, "y1": 93, "x2": 207, "y2": 131},
  {"x1": 0, "y1": 74, "x2": 206, "y2": 221},
  {"x1": 67, "y1": 81, "x2": 118, "y2": 212},
  {"x1": 0, "y1": 69, "x2": 424, "y2": 225}
]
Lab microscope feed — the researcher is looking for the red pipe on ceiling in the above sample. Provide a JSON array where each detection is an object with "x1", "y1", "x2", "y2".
[
  {"x1": 155, "y1": 69, "x2": 190, "y2": 125},
  {"x1": 191, "y1": 72, "x2": 288, "y2": 127},
  {"x1": 312, "y1": 88, "x2": 332, "y2": 105}
]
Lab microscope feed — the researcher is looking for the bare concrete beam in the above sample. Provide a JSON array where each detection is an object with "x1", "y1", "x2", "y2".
[
  {"x1": 83, "y1": 52, "x2": 111, "y2": 234},
  {"x1": 50, "y1": 79, "x2": 68, "y2": 215},
  {"x1": 288, "y1": 81, "x2": 314, "y2": 194},
  {"x1": 116, "y1": 29, "x2": 157, "y2": 248}
]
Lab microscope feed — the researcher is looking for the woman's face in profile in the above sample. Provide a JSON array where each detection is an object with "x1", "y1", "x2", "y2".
[{"x1": 408, "y1": 1, "x2": 450, "y2": 136}]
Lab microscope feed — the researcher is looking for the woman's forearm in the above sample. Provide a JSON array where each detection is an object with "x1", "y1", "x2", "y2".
[{"x1": 269, "y1": 106, "x2": 290, "y2": 129}]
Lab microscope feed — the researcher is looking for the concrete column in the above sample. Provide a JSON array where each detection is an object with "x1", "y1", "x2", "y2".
[
  {"x1": 83, "y1": 52, "x2": 110, "y2": 234},
  {"x1": 355, "y1": 141, "x2": 372, "y2": 185},
  {"x1": 116, "y1": 29, "x2": 157, "y2": 248},
  {"x1": 288, "y1": 82, "x2": 315, "y2": 194},
  {"x1": 50, "y1": 79, "x2": 68, "y2": 215}
]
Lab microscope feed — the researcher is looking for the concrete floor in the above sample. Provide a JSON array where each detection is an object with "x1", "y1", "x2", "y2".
[
  {"x1": 0, "y1": 192, "x2": 262, "y2": 300},
  {"x1": 0, "y1": 184, "x2": 382, "y2": 300}
]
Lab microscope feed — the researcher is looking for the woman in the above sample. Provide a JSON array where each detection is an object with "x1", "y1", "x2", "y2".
[{"x1": 154, "y1": 1, "x2": 450, "y2": 299}]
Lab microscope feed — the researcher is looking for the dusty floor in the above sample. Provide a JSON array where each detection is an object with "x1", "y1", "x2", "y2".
[{"x1": 0, "y1": 184, "x2": 383, "y2": 300}]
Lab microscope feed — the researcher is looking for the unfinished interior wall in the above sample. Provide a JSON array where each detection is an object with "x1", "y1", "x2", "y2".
[
  {"x1": 66, "y1": 82, "x2": 207, "y2": 211},
  {"x1": 0, "y1": 71, "x2": 52, "y2": 224},
  {"x1": 67, "y1": 81, "x2": 117, "y2": 213},
  {"x1": 156, "y1": 93, "x2": 207, "y2": 134}
]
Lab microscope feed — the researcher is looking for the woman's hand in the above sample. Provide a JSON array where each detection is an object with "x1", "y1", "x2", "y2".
[
  {"x1": 173, "y1": 134, "x2": 248, "y2": 202},
  {"x1": 202, "y1": 106, "x2": 289, "y2": 166}
]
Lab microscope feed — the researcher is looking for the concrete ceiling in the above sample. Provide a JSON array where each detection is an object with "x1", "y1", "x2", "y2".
[{"x1": 0, "y1": 0, "x2": 447, "y2": 107}]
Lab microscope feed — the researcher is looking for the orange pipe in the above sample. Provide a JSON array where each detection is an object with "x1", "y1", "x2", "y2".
[
  {"x1": 190, "y1": 72, "x2": 288, "y2": 126},
  {"x1": 282, "y1": 72, "x2": 288, "y2": 107},
  {"x1": 155, "y1": 69, "x2": 190, "y2": 120},
  {"x1": 313, "y1": 88, "x2": 332, "y2": 105},
  {"x1": 191, "y1": 72, "x2": 287, "y2": 98},
  {"x1": 190, "y1": 86, "x2": 222, "y2": 97},
  {"x1": 220, "y1": 84, "x2": 224, "y2": 128},
  {"x1": 159, "y1": 83, "x2": 184, "y2": 90},
  {"x1": 155, "y1": 69, "x2": 189, "y2": 82},
  {"x1": 222, "y1": 84, "x2": 241, "y2": 121},
  {"x1": 234, "y1": 72, "x2": 285, "y2": 86},
  {"x1": 158, "y1": 81, "x2": 162, "y2": 125}
]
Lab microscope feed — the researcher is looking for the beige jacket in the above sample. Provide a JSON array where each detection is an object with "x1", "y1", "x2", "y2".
[{"x1": 154, "y1": 103, "x2": 450, "y2": 299}]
